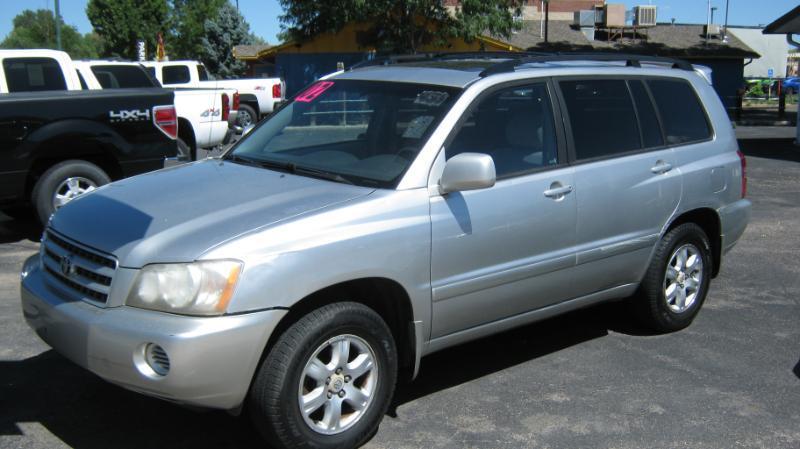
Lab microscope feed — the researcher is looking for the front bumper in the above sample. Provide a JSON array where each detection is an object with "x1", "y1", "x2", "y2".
[{"x1": 20, "y1": 256, "x2": 286, "y2": 410}]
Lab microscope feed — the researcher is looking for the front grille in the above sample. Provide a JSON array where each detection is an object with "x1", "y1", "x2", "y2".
[{"x1": 41, "y1": 230, "x2": 117, "y2": 304}]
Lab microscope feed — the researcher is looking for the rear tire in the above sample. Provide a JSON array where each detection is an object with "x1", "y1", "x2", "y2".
[
  {"x1": 31, "y1": 160, "x2": 110, "y2": 225},
  {"x1": 237, "y1": 104, "x2": 258, "y2": 128},
  {"x1": 632, "y1": 223, "x2": 713, "y2": 333},
  {"x1": 249, "y1": 302, "x2": 397, "y2": 449}
]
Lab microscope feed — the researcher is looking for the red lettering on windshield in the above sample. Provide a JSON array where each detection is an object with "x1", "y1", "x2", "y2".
[{"x1": 295, "y1": 81, "x2": 334, "y2": 102}]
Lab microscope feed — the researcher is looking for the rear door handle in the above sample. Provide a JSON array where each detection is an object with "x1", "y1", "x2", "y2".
[
  {"x1": 651, "y1": 160, "x2": 673, "y2": 174},
  {"x1": 543, "y1": 184, "x2": 573, "y2": 199}
]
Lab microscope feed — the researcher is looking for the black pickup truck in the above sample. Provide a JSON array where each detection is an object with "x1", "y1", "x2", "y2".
[{"x1": 0, "y1": 88, "x2": 178, "y2": 224}]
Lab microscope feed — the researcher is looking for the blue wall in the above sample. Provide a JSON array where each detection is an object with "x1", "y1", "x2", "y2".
[
  {"x1": 276, "y1": 53, "x2": 371, "y2": 97},
  {"x1": 690, "y1": 58, "x2": 745, "y2": 115}
]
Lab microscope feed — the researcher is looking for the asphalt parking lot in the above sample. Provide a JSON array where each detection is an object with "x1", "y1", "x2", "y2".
[{"x1": 1, "y1": 128, "x2": 799, "y2": 449}]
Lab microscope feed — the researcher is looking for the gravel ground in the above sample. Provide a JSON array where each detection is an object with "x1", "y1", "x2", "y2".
[{"x1": 0, "y1": 132, "x2": 798, "y2": 449}]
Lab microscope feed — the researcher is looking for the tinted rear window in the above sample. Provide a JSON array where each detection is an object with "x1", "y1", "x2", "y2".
[
  {"x1": 90, "y1": 65, "x2": 157, "y2": 88},
  {"x1": 559, "y1": 79, "x2": 640, "y2": 160},
  {"x1": 162, "y1": 65, "x2": 191, "y2": 84},
  {"x1": 3, "y1": 57, "x2": 67, "y2": 92},
  {"x1": 628, "y1": 80, "x2": 664, "y2": 148},
  {"x1": 197, "y1": 65, "x2": 209, "y2": 81},
  {"x1": 647, "y1": 79, "x2": 711, "y2": 145}
]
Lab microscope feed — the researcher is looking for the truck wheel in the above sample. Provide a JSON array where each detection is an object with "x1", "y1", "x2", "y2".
[
  {"x1": 237, "y1": 104, "x2": 258, "y2": 128},
  {"x1": 177, "y1": 138, "x2": 194, "y2": 161},
  {"x1": 249, "y1": 302, "x2": 397, "y2": 449},
  {"x1": 32, "y1": 160, "x2": 111, "y2": 224},
  {"x1": 632, "y1": 223, "x2": 712, "y2": 333}
]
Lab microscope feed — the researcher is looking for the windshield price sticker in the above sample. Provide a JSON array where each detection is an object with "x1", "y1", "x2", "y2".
[{"x1": 296, "y1": 81, "x2": 335, "y2": 103}]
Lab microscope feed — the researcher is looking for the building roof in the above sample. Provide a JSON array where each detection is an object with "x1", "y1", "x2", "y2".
[
  {"x1": 497, "y1": 21, "x2": 759, "y2": 59},
  {"x1": 232, "y1": 44, "x2": 275, "y2": 60},
  {"x1": 763, "y1": 5, "x2": 800, "y2": 34}
]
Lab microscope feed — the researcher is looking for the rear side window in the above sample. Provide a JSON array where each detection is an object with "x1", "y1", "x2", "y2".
[
  {"x1": 647, "y1": 79, "x2": 711, "y2": 145},
  {"x1": 559, "y1": 79, "x2": 640, "y2": 160},
  {"x1": 90, "y1": 65, "x2": 157, "y2": 88},
  {"x1": 162, "y1": 65, "x2": 191, "y2": 84},
  {"x1": 3, "y1": 57, "x2": 67, "y2": 92},
  {"x1": 448, "y1": 83, "x2": 559, "y2": 177},
  {"x1": 628, "y1": 80, "x2": 664, "y2": 148},
  {"x1": 197, "y1": 65, "x2": 209, "y2": 81}
]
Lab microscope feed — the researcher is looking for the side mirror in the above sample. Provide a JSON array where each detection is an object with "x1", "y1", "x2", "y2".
[{"x1": 439, "y1": 152, "x2": 496, "y2": 194}]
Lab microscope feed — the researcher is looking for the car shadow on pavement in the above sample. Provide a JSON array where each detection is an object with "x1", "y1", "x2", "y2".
[
  {"x1": 0, "y1": 303, "x2": 645, "y2": 448},
  {"x1": 0, "y1": 215, "x2": 42, "y2": 244},
  {"x1": 0, "y1": 351, "x2": 264, "y2": 448},
  {"x1": 390, "y1": 302, "x2": 643, "y2": 414},
  {"x1": 738, "y1": 138, "x2": 800, "y2": 163}
]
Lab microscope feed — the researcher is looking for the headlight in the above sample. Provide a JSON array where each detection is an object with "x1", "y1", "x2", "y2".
[{"x1": 127, "y1": 260, "x2": 242, "y2": 316}]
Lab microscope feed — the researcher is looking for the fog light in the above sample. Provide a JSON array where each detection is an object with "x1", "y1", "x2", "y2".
[{"x1": 145, "y1": 344, "x2": 170, "y2": 376}]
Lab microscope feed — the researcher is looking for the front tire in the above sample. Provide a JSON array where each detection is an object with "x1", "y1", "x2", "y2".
[
  {"x1": 633, "y1": 223, "x2": 713, "y2": 333},
  {"x1": 249, "y1": 302, "x2": 397, "y2": 449},
  {"x1": 31, "y1": 160, "x2": 110, "y2": 225}
]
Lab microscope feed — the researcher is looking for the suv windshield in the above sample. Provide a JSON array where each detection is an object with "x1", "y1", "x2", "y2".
[
  {"x1": 227, "y1": 80, "x2": 460, "y2": 188},
  {"x1": 90, "y1": 65, "x2": 158, "y2": 88}
]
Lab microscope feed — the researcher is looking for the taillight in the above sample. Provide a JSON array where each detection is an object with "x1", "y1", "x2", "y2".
[
  {"x1": 153, "y1": 105, "x2": 177, "y2": 139},
  {"x1": 737, "y1": 149, "x2": 747, "y2": 198},
  {"x1": 232, "y1": 92, "x2": 240, "y2": 111},
  {"x1": 272, "y1": 83, "x2": 281, "y2": 99},
  {"x1": 221, "y1": 93, "x2": 230, "y2": 121}
]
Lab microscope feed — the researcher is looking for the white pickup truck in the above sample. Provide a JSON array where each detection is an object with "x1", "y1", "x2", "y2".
[
  {"x1": 74, "y1": 60, "x2": 238, "y2": 160},
  {"x1": 143, "y1": 60, "x2": 285, "y2": 127}
]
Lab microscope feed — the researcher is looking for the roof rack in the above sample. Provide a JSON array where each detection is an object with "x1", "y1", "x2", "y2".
[
  {"x1": 478, "y1": 53, "x2": 694, "y2": 77},
  {"x1": 347, "y1": 51, "x2": 550, "y2": 71},
  {"x1": 345, "y1": 51, "x2": 693, "y2": 76}
]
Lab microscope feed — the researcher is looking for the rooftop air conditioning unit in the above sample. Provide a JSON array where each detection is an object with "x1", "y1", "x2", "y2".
[
  {"x1": 634, "y1": 6, "x2": 657, "y2": 27},
  {"x1": 574, "y1": 10, "x2": 595, "y2": 27},
  {"x1": 705, "y1": 24, "x2": 721, "y2": 36},
  {"x1": 604, "y1": 4, "x2": 627, "y2": 28},
  {"x1": 594, "y1": 6, "x2": 606, "y2": 25}
]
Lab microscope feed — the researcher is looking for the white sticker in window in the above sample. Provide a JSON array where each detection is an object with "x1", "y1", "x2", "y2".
[
  {"x1": 402, "y1": 115, "x2": 434, "y2": 139},
  {"x1": 414, "y1": 91, "x2": 449, "y2": 107}
]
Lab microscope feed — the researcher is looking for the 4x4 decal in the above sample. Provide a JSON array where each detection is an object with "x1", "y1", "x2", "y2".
[{"x1": 109, "y1": 109, "x2": 150, "y2": 122}]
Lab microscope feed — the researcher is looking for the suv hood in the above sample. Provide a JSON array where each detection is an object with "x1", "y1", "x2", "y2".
[{"x1": 50, "y1": 159, "x2": 374, "y2": 267}]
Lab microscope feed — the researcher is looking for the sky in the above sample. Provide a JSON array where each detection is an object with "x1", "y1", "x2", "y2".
[{"x1": 0, "y1": 0, "x2": 797, "y2": 44}]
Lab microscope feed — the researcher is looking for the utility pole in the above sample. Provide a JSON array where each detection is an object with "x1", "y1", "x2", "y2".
[
  {"x1": 723, "y1": 0, "x2": 730, "y2": 42},
  {"x1": 54, "y1": 0, "x2": 62, "y2": 50},
  {"x1": 705, "y1": 0, "x2": 711, "y2": 41},
  {"x1": 544, "y1": 0, "x2": 549, "y2": 44}
]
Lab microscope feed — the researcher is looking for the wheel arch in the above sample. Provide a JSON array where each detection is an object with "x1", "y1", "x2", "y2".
[
  {"x1": 664, "y1": 208, "x2": 722, "y2": 278},
  {"x1": 25, "y1": 142, "x2": 122, "y2": 202},
  {"x1": 254, "y1": 277, "x2": 418, "y2": 392}
]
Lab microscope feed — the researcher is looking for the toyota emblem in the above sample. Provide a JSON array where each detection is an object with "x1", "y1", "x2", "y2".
[{"x1": 60, "y1": 255, "x2": 75, "y2": 277}]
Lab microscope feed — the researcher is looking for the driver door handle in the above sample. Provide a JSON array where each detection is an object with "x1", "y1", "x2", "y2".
[
  {"x1": 543, "y1": 184, "x2": 573, "y2": 199},
  {"x1": 651, "y1": 160, "x2": 673, "y2": 174}
]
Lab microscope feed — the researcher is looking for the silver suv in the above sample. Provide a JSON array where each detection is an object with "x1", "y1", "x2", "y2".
[{"x1": 21, "y1": 54, "x2": 750, "y2": 449}]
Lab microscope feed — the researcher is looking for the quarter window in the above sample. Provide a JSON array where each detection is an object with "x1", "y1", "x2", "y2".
[
  {"x1": 647, "y1": 79, "x2": 712, "y2": 145},
  {"x1": 448, "y1": 83, "x2": 558, "y2": 177},
  {"x1": 162, "y1": 65, "x2": 191, "y2": 84},
  {"x1": 628, "y1": 80, "x2": 664, "y2": 148},
  {"x1": 559, "y1": 79, "x2": 640, "y2": 160},
  {"x1": 3, "y1": 57, "x2": 67, "y2": 92}
]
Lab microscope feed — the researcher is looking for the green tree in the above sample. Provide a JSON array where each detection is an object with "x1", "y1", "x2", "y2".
[
  {"x1": 200, "y1": 2, "x2": 254, "y2": 78},
  {"x1": 86, "y1": 0, "x2": 169, "y2": 59},
  {"x1": 0, "y1": 9, "x2": 100, "y2": 58},
  {"x1": 279, "y1": 0, "x2": 523, "y2": 54},
  {"x1": 170, "y1": 0, "x2": 226, "y2": 59}
]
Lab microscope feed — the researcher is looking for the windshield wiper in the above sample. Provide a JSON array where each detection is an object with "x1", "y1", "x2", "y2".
[
  {"x1": 292, "y1": 165, "x2": 355, "y2": 185},
  {"x1": 225, "y1": 155, "x2": 354, "y2": 185}
]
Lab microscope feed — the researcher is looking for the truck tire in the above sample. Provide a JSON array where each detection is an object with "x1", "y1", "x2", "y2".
[
  {"x1": 249, "y1": 302, "x2": 397, "y2": 449},
  {"x1": 32, "y1": 160, "x2": 111, "y2": 225},
  {"x1": 632, "y1": 223, "x2": 712, "y2": 333},
  {"x1": 237, "y1": 104, "x2": 258, "y2": 128},
  {"x1": 177, "y1": 138, "x2": 194, "y2": 161}
]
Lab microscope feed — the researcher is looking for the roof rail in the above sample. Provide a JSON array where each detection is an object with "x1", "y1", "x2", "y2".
[
  {"x1": 347, "y1": 51, "x2": 550, "y2": 71},
  {"x1": 478, "y1": 53, "x2": 694, "y2": 77}
]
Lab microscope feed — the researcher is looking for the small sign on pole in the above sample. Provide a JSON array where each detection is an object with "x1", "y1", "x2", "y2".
[
  {"x1": 768, "y1": 68, "x2": 774, "y2": 78},
  {"x1": 137, "y1": 40, "x2": 146, "y2": 62}
]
